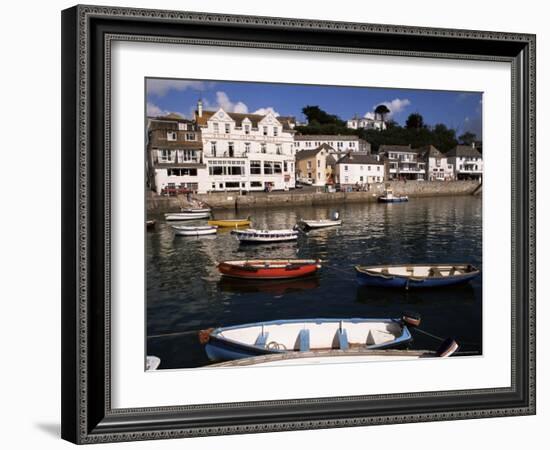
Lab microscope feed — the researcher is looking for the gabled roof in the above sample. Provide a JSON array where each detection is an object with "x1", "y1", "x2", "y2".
[
  {"x1": 446, "y1": 145, "x2": 482, "y2": 158},
  {"x1": 416, "y1": 145, "x2": 443, "y2": 158},
  {"x1": 336, "y1": 153, "x2": 383, "y2": 165},
  {"x1": 196, "y1": 110, "x2": 294, "y2": 130},
  {"x1": 296, "y1": 143, "x2": 333, "y2": 160},
  {"x1": 378, "y1": 144, "x2": 414, "y2": 153}
]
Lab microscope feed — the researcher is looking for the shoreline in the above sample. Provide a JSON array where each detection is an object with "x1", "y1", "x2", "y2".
[{"x1": 147, "y1": 180, "x2": 481, "y2": 213}]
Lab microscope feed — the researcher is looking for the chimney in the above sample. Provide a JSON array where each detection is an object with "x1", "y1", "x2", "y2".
[{"x1": 197, "y1": 99, "x2": 203, "y2": 118}]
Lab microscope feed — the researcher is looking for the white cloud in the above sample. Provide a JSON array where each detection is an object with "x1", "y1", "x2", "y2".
[
  {"x1": 147, "y1": 79, "x2": 213, "y2": 97},
  {"x1": 146, "y1": 102, "x2": 186, "y2": 118},
  {"x1": 214, "y1": 91, "x2": 249, "y2": 114},
  {"x1": 252, "y1": 107, "x2": 280, "y2": 116},
  {"x1": 374, "y1": 98, "x2": 411, "y2": 117}
]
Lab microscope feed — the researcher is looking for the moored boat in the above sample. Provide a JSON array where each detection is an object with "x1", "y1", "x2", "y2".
[
  {"x1": 297, "y1": 211, "x2": 342, "y2": 231},
  {"x1": 165, "y1": 211, "x2": 210, "y2": 221},
  {"x1": 145, "y1": 355, "x2": 161, "y2": 371},
  {"x1": 218, "y1": 259, "x2": 321, "y2": 280},
  {"x1": 355, "y1": 263, "x2": 480, "y2": 289},
  {"x1": 172, "y1": 225, "x2": 218, "y2": 236},
  {"x1": 199, "y1": 317, "x2": 414, "y2": 362},
  {"x1": 234, "y1": 228, "x2": 299, "y2": 244},
  {"x1": 181, "y1": 207, "x2": 211, "y2": 214},
  {"x1": 210, "y1": 338, "x2": 460, "y2": 367},
  {"x1": 378, "y1": 188, "x2": 408, "y2": 203},
  {"x1": 208, "y1": 218, "x2": 251, "y2": 228}
]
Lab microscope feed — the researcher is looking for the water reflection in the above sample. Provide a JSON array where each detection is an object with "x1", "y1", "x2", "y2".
[{"x1": 147, "y1": 196, "x2": 482, "y2": 369}]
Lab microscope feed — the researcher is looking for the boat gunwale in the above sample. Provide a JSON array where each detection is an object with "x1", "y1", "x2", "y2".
[{"x1": 355, "y1": 263, "x2": 480, "y2": 280}]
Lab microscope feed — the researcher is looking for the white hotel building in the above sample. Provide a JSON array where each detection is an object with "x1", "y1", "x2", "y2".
[
  {"x1": 294, "y1": 134, "x2": 371, "y2": 154},
  {"x1": 195, "y1": 102, "x2": 296, "y2": 192}
]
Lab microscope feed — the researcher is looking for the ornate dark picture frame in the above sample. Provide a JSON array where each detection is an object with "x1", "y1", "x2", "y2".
[{"x1": 61, "y1": 4, "x2": 536, "y2": 444}]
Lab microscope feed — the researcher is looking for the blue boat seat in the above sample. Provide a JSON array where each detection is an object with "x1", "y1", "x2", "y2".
[
  {"x1": 337, "y1": 329, "x2": 349, "y2": 350},
  {"x1": 298, "y1": 329, "x2": 310, "y2": 352},
  {"x1": 255, "y1": 331, "x2": 269, "y2": 348}
]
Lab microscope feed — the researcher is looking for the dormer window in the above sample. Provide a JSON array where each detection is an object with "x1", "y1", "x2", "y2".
[
  {"x1": 244, "y1": 124, "x2": 250, "y2": 135},
  {"x1": 167, "y1": 132, "x2": 177, "y2": 141},
  {"x1": 178, "y1": 123, "x2": 187, "y2": 131},
  {"x1": 263, "y1": 126, "x2": 268, "y2": 136}
]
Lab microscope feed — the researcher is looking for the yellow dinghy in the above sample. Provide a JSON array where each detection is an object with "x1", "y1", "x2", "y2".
[{"x1": 208, "y1": 218, "x2": 251, "y2": 228}]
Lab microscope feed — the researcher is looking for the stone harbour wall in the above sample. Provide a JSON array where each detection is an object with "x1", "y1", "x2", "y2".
[{"x1": 147, "y1": 180, "x2": 481, "y2": 213}]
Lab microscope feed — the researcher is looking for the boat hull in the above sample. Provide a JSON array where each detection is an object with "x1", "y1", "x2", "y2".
[
  {"x1": 356, "y1": 264, "x2": 479, "y2": 288},
  {"x1": 204, "y1": 318, "x2": 411, "y2": 362},
  {"x1": 218, "y1": 260, "x2": 320, "y2": 279},
  {"x1": 208, "y1": 219, "x2": 251, "y2": 227},
  {"x1": 378, "y1": 197, "x2": 408, "y2": 203},
  {"x1": 298, "y1": 220, "x2": 342, "y2": 230},
  {"x1": 172, "y1": 226, "x2": 217, "y2": 236},
  {"x1": 165, "y1": 212, "x2": 210, "y2": 220}
]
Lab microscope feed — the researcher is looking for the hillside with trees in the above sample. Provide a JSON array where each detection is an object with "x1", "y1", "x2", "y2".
[{"x1": 295, "y1": 105, "x2": 478, "y2": 153}]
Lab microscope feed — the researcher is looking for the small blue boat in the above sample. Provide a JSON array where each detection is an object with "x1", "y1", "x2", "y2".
[
  {"x1": 378, "y1": 188, "x2": 408, "y2": 203},
  {"x1": 200, "y1": 318, "x2": 412, "y2": 362},
  {"x1": 355, "y1": 264, "x2": 480, "y2": 289}
]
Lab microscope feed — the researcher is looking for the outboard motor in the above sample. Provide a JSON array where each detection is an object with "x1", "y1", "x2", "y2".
[{"x1": 401, "y1": 311, "x2": 421, "y2": 328}]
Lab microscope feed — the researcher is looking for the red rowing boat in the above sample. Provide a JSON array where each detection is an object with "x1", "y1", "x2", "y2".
[{"x1": 217, "y1": 259, "x2": 322, "y2": 280}]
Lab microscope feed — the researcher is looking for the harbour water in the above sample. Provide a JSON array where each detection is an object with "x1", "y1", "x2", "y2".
[{"x1": 147, "y1": 196, "x2": 482, "y2": 369}]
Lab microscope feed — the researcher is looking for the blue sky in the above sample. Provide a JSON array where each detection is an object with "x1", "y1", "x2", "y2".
[{"x1": 146, "y1": 78, "x2": 482, "y2": 138}]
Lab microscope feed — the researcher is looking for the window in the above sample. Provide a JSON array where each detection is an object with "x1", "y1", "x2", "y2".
[
  {"x1": 344, "y1": 165, "x2": 349, "y2": 171},
  {"x1": 160, "y1": 150, "x2": 171, "y2": 162},
  {"x1": 251, "y1": 181, "x2": 263, "y2": 188},
  {"x1": 167, "y1": 132, "x2": 177, "y2": 141},
  {"x1": 276, "y1": 144, "x2": 282, "y2": 155},
  {"x1": 377, "y1": 166, "x2": 380, "y2": 171},
  {"x1": 264, "y1": 161, "x2": 274, "y2": 174},
  {"x1": 360, "y1": 176, "x2": 364, "y2": 182},
  {"x1": 261, "y1": 144, "x2": 267, "y2": 154},
  {"x1": 178, "y1": 123, "x2": 187, "y2": 131},
  {"x1": 350, "y1": 142, "x2": 355, "y2": 148},
  {"x1": 345, "y1": 176, "x2": 349, "y2": 183},
  {"x1": 209, "y1": 166, "x2": 224, "y2": 176},
  {"x1": 263, "y1": 126, "x2": 268, "y2": 136},
  {"x1": 228, "y1": 166, "x2": 243, "y2": 175},
  {"x1": 180, "y1": 150, "x2": 197, "y2": 162},
  {"x1": 337, "y1": 142, "x2": 343, "y2": 148},
  {"x1": 274, "y1": 162, "x2": 282, "y2": 174},
  {"x1": 318, "y1": 172, "x2": 321, "y2": 179},
  {"x1": 307, "y1": 161, "x2": 312, "y2": 169},
  {"x1": 284, "y1": 161, "x2": 288, "y2": 172},
  {"x1": 360, "y1": 165, "x2": 364, "y2": 171},
  {"x1": 225, "y1": 182, "x2": 240, "y2": 188},
  {"x1": 273, "y1": 127, "x2": 278, "y2": 137},
  {"x1": 167, "y1": 168, "x2": 197, "y2": 176},
  {"x1": 185, "y1": 133, "x2": 196, "y2": 141},
  {"x1": 250, "y1": 161, "x2": 261, "y2": 174},
  {"x1": 213, "y1": 123, "x2": 219, "y2": 133},
  {"x1": 244, "y1": 124, "x2": 250, "y2": 135},
  {"x1": 211, "y1": 142, "x2": 217, "y2": 157},
  {"x1": 244, "y1": 142, "x2": 250, "y2": 154},
  {"x1": 317, "y1": 160, "x2": 320, "y2": 168},
  {"x1": 225, "y1": 123, "x2": 230, "y2": 134},
  {"x1": 228, "y1": 142, "x2": 234, "y2": 157}
]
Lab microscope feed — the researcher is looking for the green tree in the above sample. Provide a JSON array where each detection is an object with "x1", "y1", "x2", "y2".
[
  {"x1": 406, "y1": 113, "x2": 425, "y2": 130},
  {"x1": 374, "y1": 104, "x2": 390, "y2": 122},
  {"x1": 302, "y1": 105, "x2": 345, "y2": 127},
  {"x1": 458, "y1": 131, "x2": 477, "y2": 146}
]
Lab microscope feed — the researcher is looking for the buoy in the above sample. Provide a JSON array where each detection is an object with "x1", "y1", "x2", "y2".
[
  {"x1": 402, "y1": 312, "x2": 421, "y2": 327},
  {"x1": 198, "y1": 328, "x2": 214, "y2": 345}
]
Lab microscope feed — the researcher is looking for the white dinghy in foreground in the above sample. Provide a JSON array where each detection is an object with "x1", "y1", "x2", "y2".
[{"x1": 297, "y1": 211, "x2": 342, "y2": 231}]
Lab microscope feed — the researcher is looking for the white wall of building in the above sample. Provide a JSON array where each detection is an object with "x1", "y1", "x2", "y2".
[
  {"x1": 426, "y1": 156, "x2": 455, "y2": 181},
  {"x1": 294, "y1": 137, "x2": 365, "y2": 153},
  {"x1": 335, "y1": 162, "x2": 385, "y2": 184}
]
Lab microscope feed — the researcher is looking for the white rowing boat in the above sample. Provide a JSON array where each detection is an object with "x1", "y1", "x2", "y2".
[
  {"x1": 181, "y1": 207, "x2": 211, "y2": 214},
  {"x1": 164, "y1": 211, "x2": 211, "y2": 221},
  {"x1": 297, "y1": 211, "x2": 342, "y2": 230},
  {"x1": 234, "y1": 228, "x2": 299, "y2": 244},
  {"x1": 172, "y1": 225, "x2": 218, "y2": 236}
]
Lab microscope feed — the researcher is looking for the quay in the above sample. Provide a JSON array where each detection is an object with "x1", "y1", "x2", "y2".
[{"x1": 147, "y1": 180, "x2": 481, "y2": 213}]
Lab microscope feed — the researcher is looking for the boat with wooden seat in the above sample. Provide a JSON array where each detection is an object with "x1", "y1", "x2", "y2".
[
  {"x1": 210, "y1": 338, "x2": 460, "y2": 367},
  {"x1": 218, "y1": 259, "x2": 321, "y2": 280},
  {"x1": 355, "y1": 263, "x2": 480, "y2": 289},
  {"x1": 234, "y1": 228, "x2": 299, "y2": 244},
  {"x1": 171, "y1": 225, "x2": 218, "y2": 236},
  {"x1": 199, "y1": 317, "x2": 413, "y2": 362},
  {"x1": 208, "y1": 218, "x2": 251, "y2": 228}
]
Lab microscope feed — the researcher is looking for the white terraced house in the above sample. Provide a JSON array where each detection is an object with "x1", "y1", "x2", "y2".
[
  {"x1": 378, "y1": 144, "x2": 426, "y2": 180},
  {"x1": 446, "y1": 144, "x2": 483, "y2": 181},
  {"x1": 346, "y1": 115, "x2": 386, "y2": 131},
  {"x1": 334, "y1": 153, "x2": 385, "y2": 187},
  {"x1": 195, "y1": 101, "x2": 296, "y2": 192},
  {"x1": 417, "y1": 145, "x2": 455, "y2": 181},
  {"x1": 293, "y1": 135, "x2": 371, "y2": 154}
]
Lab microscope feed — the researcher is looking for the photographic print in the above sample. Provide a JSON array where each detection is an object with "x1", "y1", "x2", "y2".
[{"x1": 145, "y1": 78, "x2": 483, "y2": 370}]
